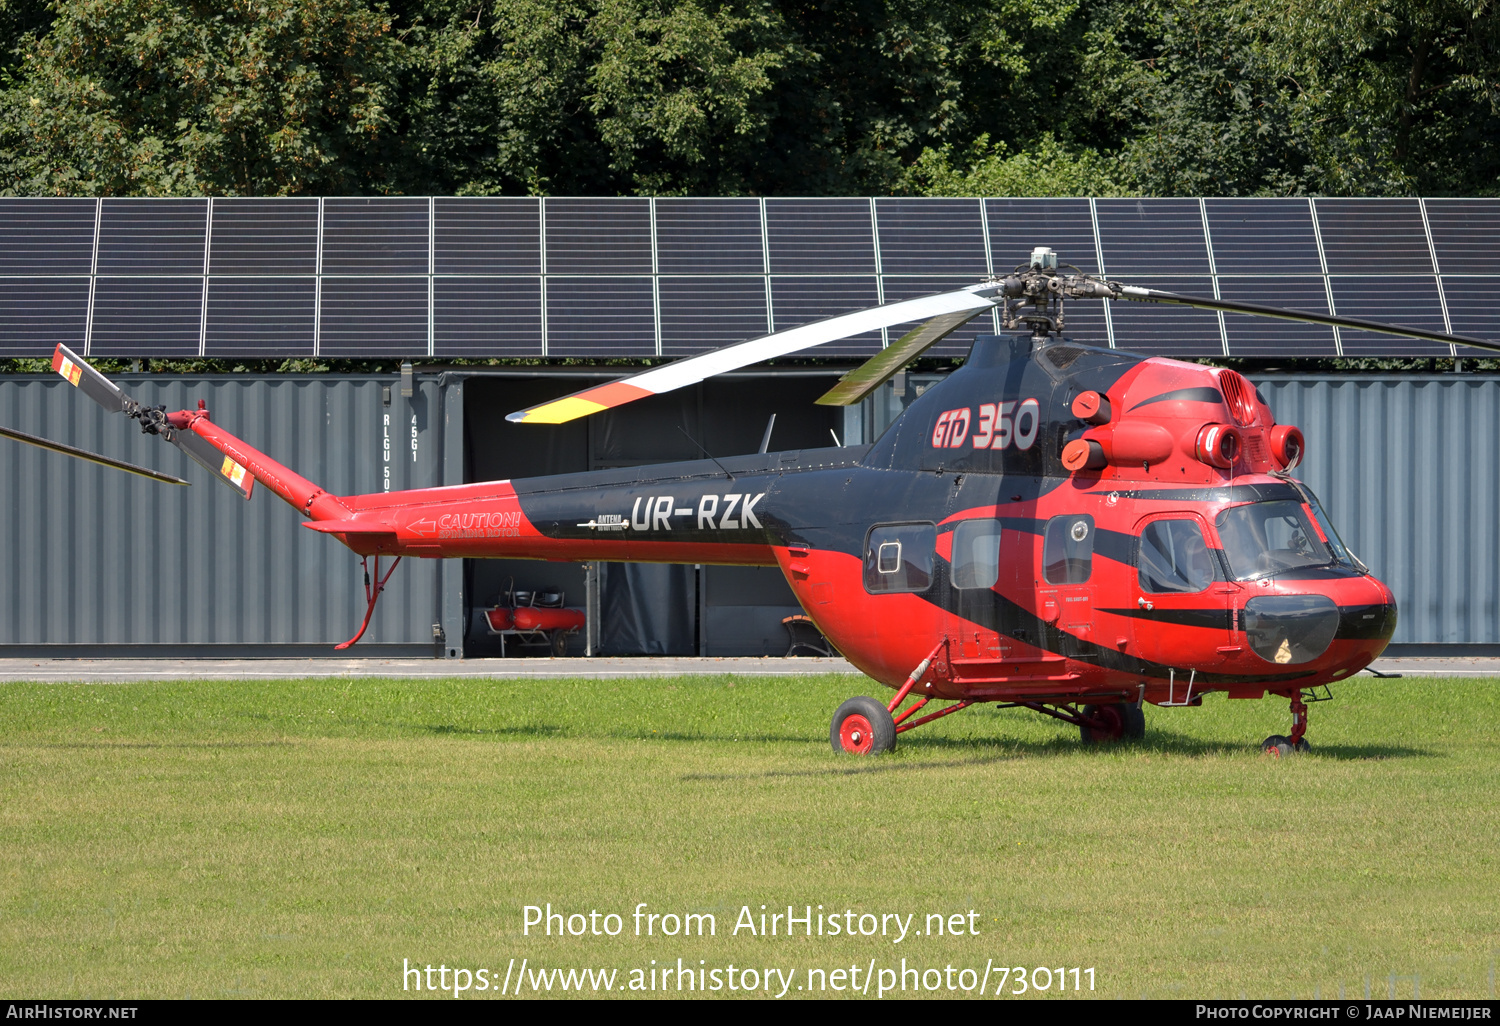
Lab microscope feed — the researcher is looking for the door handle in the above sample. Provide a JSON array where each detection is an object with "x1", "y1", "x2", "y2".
[{"x1": 1138, "y1": 597, "x2": 1154, "y2": 611}]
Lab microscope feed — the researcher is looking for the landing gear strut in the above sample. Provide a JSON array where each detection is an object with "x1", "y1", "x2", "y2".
[
  {"x1": 1262, "y1": 692, "x2": 1312, "y2": 757},
  {"x1": 832, "y1": 642, "x2": 968, "y2": 755},
  {"x1": 1017, "y1": 700, "x2": 1144, "y2": 744}
]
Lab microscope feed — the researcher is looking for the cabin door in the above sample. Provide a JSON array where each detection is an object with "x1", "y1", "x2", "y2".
[
  {"x1": 1036, "y1": 513, "x2": 1096, "y2": 657},
  {"x1": 1130, "y1": 513, "x2": 1232, "y2": 673}
]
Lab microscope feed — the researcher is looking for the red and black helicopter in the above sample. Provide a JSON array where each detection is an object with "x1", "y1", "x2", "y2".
[{"x1": 11, "y1": 248, "x2": 1493, "y2": 756}]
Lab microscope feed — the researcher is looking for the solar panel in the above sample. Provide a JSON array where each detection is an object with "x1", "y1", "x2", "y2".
[
  {"x1": 1216, "y1": 277, "x2": 1338, "y2": 356},
  {"x1": 1329, "y1": 276, "x2": 1450, "y2": 356},
  {"x1": 874, "y1": 198, "x2": 988, "y2": 277},
  {"x1": 766, "y1": 199, "x2": 876, "y2": 276},
  {"x1": 546, "y1": 277, "x2": 655, "y2": 357},
  {"x1": 1314, "y1": 199, "x2": 1435, "y2": 275},
  {"x1": 769, "y1": 275, "x2": 881, "y2": 356},
  {"x1": 96, "y1": 198, "x2": 208, "y2": 276},
  {"x1": 1057, "y1": 303, "x2": 1111, "y2": 348},
  {"x1": 0, "y1": 198, "x2": 96, "y2": 275},
  {"x1": 1105, "y1": 275, "x2": 1223, "y2": 357},
  {"x1": 1443, "y1": 274, "x2": 1500, "y2": 347},
  {"x1": 89, "y1": 277, "x2": 204, "y2": 356},
  {"x1": 1, "y1": 196, "x2": 1495, "y2": 361},
  {"x1": 654, "y1": 198, "x2": 764, "y2": 276},
  {"x1": 205, "y1": 278, "x2": 316, "y2": 354},
  {"x1": 986, "y1": 198, "x2": 1099, "y2": 274},
  {"x1": 1423, "y1": 199, "x2": 1500, "y2": 276},
  {"x1": 659, "y1": 276, "x2": 767, "y2": 355},
  {"x1": 0, "y1": 278, "x2": 89, "y2": 354},
  {"x1": 321, "y1": 198, "x2": 429, "y2": 275},
  {"x1": 1094, "y1": 199, "x2": 1211, "y2": 276},
  {"x1": 318, "y1": 277, "x2": 429, "y2": 356},
  {"x1": 545, "y1": 198, "x2": 652, "y2": 275},
  {"x1": 433, "y1": 277, "x2": 543, "y2": 357},
  {"x1": 434, "y1": 198, "x2": 541, "y2": 275},
  {"x1": 1203, "y1": 199, "x2": 1324, "y2": 277},
  {"x1": 209, "y1": 199, "x2": 319, "y2": 276}
]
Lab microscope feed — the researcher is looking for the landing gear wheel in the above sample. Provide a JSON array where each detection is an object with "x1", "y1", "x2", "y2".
[
  {"x1": 830, "y1": 696, "x2": 896, "y2": 755},
  {"x1": 1080, "y1": 703, "x2": 1142, "y2": 744},
  {"x1": 1292, "y1": 737, "x2": 1311, "y2": 754},
  {"x1": 1261, "y1": 734, "x2": 1294, "y2": 758}
]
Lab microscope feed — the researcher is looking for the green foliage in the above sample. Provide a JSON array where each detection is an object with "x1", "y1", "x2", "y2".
[
  {"x1": 400, "y1": 0, "x2": 796, "y2": 195},
  {"x1": 1072, "y1": 0, "x2": 1500, "y2": 196},
  {"x1": 0, "y1": 0, "x2": 1496, "y2": 197},
  {"x1": 897, "y1": 132, "x2": 1134, "y2": 197},
  {"x1": 0, "y1": 0, "x2": 405, "y2": 196}
]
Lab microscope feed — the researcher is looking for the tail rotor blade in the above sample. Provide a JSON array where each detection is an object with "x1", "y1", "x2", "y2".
[
  {"x1": 0, "y1": 424, "x2": 190, "y2": 485},
  {"x1": 52, "y1": 344, "x2": 133, "y2": 414},
  {"x1": 170, "y1": 426, "x2": 254, "y2": 500},
  {"x1": 50, "y1": 343, "x2": 253, "y2": 498}
]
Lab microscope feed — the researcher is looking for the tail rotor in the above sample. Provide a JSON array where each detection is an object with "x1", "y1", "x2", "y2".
[{"x1": 44, "y1": 344, "x2": 253, "y2": 499}]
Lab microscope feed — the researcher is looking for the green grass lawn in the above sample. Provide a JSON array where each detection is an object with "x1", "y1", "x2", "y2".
[{"x1": 1, "y1": 673, "x2": 1497, "y2": 1000}]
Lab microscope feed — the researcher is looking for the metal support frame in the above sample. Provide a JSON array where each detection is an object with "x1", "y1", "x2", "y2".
[
  {"x1": 1018, "y1": 699, "x2": 1132, "y2": 737},
  {"x1": 1158, "y1": 667, "x2": 1200, "y2": 706},
  {"x1": 337, "y1": 554, "x2": 403, "y2": 650}
]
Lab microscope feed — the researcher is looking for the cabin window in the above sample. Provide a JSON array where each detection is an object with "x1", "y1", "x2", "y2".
[
  {"x1": 1043, "y1": 515, "x2": 1095, "y2": 584},
  {"x1": 1138, "y1": 518, "x2": 1216, "y2": 594},
  {"x1": 1215, "y1": 500, "x2": 1334, "y2": 580},
  {"x1": 952, "y1": 520, "x2": 1003, "y2": 590},
  {"x1": 863, "y1": 523, "x2": 936, "y2": 594}
]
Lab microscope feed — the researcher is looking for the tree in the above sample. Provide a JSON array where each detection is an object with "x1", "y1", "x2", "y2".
[
  {"x1": 1066, "y1": 0, "x2": 1500, "y2": 196},
  {"x1": 0, "y1": 0, "x2": 405, "y2": 196}
]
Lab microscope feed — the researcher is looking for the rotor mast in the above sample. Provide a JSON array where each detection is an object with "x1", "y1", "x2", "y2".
[{"x1": 1000, "y1": 246, "x2": 1070, "y2": 342}]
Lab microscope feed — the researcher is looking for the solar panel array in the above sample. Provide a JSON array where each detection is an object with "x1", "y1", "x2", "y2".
[{"x1": 1, "y1": 196, "x2": 1495, "y2": 360}]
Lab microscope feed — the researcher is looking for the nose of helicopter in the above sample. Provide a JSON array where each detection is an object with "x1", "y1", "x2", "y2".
[{"x1": 1241, "y1": 576, "x2": 1397, "y2": 667}]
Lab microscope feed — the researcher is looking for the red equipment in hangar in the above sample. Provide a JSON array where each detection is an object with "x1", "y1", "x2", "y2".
[{"x1": 482, "y1": 581, "x2": 586, "y2": 656}]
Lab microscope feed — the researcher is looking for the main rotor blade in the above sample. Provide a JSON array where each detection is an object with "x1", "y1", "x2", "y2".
[
  {"x1": 0, "y1": 424, "x2": 190, "y2": 485},
  {"x1": 1114, "y1": 287, "x2": 1500, "y2": 355},
  {"x1": 53, "y1": 343, "x2": 133, "y2": 413},
  {"x1": 507, "y1": 283, "x2": 1002, "y2": 424},
  {"x1": 815, "y1": 308, "x2": 987, "y2": 407}
]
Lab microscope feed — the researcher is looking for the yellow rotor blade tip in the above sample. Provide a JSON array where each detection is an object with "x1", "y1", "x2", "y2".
[{"x1": 518, "y1": 396, "x2": 610, "y2": 424}]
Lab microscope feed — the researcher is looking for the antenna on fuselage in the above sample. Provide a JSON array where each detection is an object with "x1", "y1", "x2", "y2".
[{"x1": 758, "y1": 414, "x2": 776, "y2": 454}]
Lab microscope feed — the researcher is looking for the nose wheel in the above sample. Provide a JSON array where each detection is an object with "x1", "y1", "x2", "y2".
[{"x1": 1262, "y1": 693, "x2": 1312, "y2": 756}]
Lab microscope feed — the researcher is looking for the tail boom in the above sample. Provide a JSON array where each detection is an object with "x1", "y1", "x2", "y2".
[
  {"x1": 181, "y1": 413, "x2": 350, "y2": 521},
  {"x1": 313, "y1": 478, "x2": 780, "y2": 565}
]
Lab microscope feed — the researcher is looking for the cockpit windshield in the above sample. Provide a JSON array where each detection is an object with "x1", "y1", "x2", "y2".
[{"x1": 1215, "y1": 500, "x2": 1334, "y2": 580}]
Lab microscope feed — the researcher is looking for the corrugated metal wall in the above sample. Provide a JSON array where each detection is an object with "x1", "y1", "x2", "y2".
[
  {"x1": 2, "y1": 371, "x2": 1495, "y2": 651},
  {"x1": 0, "y1": 374, "x2": 445, "y2": 649},
  {"x1": 1254, "y1": 375, "x2": 1500, "y2": 646}
]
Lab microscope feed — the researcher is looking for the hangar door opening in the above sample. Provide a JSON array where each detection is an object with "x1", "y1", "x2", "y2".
[{"x1": 461, "y1": 371, "x2": 846, "y2": 657}]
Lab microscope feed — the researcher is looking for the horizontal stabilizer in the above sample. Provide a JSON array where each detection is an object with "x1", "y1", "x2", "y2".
[{"x1": 302, "y1": 519, "x2": 396, "y2": 535}]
